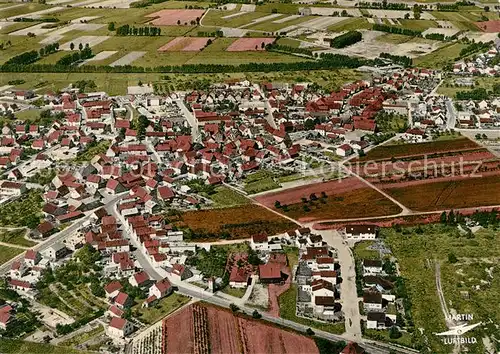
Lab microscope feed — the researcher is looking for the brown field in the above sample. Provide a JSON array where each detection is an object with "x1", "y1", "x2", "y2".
[
  {"x1": 146, "y1": 9, "x2": 205, "y2": 26},
  {"x1": 475, "y1": 20, "x2": 500, "y2": 32},
  {"x1": 163, "y1": 303, "x2": 194, "y2": 353},
  {"x1": 176, "y1": 204, "x2": 298, "y2": 239},
  {"x1": 384, "y1": 174, "x2": 500, "y2": 212},
  {"x1": 255, "y1": 178, "x2": 401, "y2": 222},
  {"x1": 354, "y1": 137, "x2": 479, "y2": 163},
  {"x1": 163, "y1": 304, "x2": 319, "y2": 354},
  {"x1": 226, "y1": 37, "x2": 275, "y2": 51},
  {"x1": 158, "y1": 37, "x2": 213, "y2": 52}
]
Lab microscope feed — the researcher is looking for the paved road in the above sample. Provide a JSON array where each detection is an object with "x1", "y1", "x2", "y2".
[
  {"x1": 175, "y1": 98, "x2": 200, "y2": 143},
  {"x1": 445, "y1": 99, "x2": 457, "y2": 130}
]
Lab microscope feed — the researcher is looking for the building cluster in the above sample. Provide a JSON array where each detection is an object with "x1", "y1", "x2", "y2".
[
  {"x1": 456, "y1": 99, "x2": 500, "y2": 129},
  {"x1": 452, "y1": 45, "x2": 499, "y2": 76}
]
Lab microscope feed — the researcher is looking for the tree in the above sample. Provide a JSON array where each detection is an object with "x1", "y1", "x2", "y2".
[
  {"x1": 448, "y1": 253, "x2": 458, "y2": 264},
  {"x1": 306, "y1": 328, "x2": 315, "y2": 336},
  {"x1": 440, "y1": 211, "x2": 447, "y2": 224},
  {"x1": 177, "y1": 19, "x2": 181, "y2": 25},
  {"x1": 252, "y1": 310, "x2": 262, "y2": 319},
  {"x1": 69, "y1": 42, "x2": 74, "y2": 50},
  {"x1": 108, "y1": 22, "x2": 115, "y2": 31},
  {"x1": 229, "y1": 303, "x2": 239, "y2": 312},
  {"x1": 389, "y1": 326, "x2": 402, "y2": 339},
  {"x1": 274, "y1": 200, "x2": 281, "y2": 208},
  {"x1": 78, "y1": 43, "x2": 83, "y2": 51}
]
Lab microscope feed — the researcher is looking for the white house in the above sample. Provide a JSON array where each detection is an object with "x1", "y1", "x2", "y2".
[
  {"x1": 367, "y1": 312, "x2": 390, "y2": 330},
  {"x1": 336, "y1": 144, "x2": 353, "y2": 157},
  {"x1": 363, "y1": 259, "x2": 383, "y2": 275},
  {"x1": 345, "y1": 225, "x2": 377, "y2": 241},
  {"x1": 148, "y1": 278, "x2": 173, "y2": 300},
  {"x1": 363, "y1": 291, "x2": 383, "y2": 312},
  {"x1": 107, "y1": 317, "x2": 134, "y2": 339},
  {"x1": 250, "y1": 233, "x2": 269, "y2": 251}
]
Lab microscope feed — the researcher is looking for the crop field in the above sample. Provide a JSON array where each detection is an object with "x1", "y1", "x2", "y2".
[
  {"x1": 158, "y1": 37, "x2": 213, "y2": 51},
  {"x1": 146, "y1": 9, "x2": 205, "y2": 26},
  {"x1": 226, "y1": 37, "x2": 275, "y2": 51},
  {"x1": 475, "y1": 20, "x2": 500, "y2": 32},
  {"x1": 354, "y1": 137, "x2": 479, "y2": 162},
  {"x1": 255, "y1": 177, "x2": 402, "y2": 222},
  {"x1": 382, "y1": 224, "x2": 500, "y2": 353},
  {"x1": 413, "y1": 42, "x2": 468, "y2": 68},
  {"x1": 175, "y1": 204, "x2": 297, "y2": 239},
  {"x1": 163, "y1": 303, "x2": 319, "y2": 354},
  {"x1": 384, "y1": 174, "x2": 500, "y2": 212}
]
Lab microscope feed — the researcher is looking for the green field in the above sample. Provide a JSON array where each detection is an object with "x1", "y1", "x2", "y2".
[
  {"x1": 243, "y1": 170, "x2": 280, "y2": 194},
  {"x1": 0, "y1": 68, "x2": 360, "y2": 96},
  {"x1": 221, "y1": 286, "x2": 247, "y2": 298},
  {"x1": 382, "y1": 224, "x2": 500, "y2": 354},
  {"x1": 133, "y1": 293, "x2": 191, "y2": 324},
  {"x1": 0, "y1": 228, "x2": 36, "y2": 248},
  {"x1": 327, "y1": 18, "x2": 371, "y2": 32},
  {"x1": 209, "y1": 186, "x2": 251, "y2": 208},
  {"x1": 0, "y1": 245, "x2": 24, "y2": 265},
  {"x1": 413, "y1": 42, "x2": 467, "y2": 69},
  {"x1": 0, "y1": 339, "x2": 89, "y2": 354}
]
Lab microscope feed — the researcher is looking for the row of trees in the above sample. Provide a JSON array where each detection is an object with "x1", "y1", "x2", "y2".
[
  {"x1": 330, "y1": 31, "x2": 362, "y2": 49},
  {"x1": 266, "y1": 43, "x2": 313, "y2": 57},
  {"x1": 130, "y1": 0, "x2": 167, "y2": 8},
  {"x1": 116, "y1": 24, "x2": 162, "y2": 36},
  {"x1": 56, "y1": 45, "x2": 93, "y2": 66},
  {"x1": 197, "y1": 30, "x2": 224, "y2": 37},
  {"x1": 358, "y1": 1, "x2": 409, "y2": 10},
  {"x1": 372, "y1": 23, "x2": 421, "y2": 37},
  {"x1": 379, "y1": 52, "x2": 412, "y2": 68},
  {"x1": 4, "y1": 42, "x2": 59, "y2": 66},
  {"x1": 1, "y1": 52, "x2": 369, "y2": 73},
  {"x1": 14, "y1": 17, "x2": 59, "y2": 22},
  {"x1": 456, "y1": 87, "x2": 489, "y2": 101},
  {"x1": 459, "y1": 41, "x2": 492, "y2": 58}
]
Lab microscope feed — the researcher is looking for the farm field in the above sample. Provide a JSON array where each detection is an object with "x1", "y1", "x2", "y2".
[
  {"x1": 381, "y1": 224, "x2": 500, "y2": 353},
  {"x1": 0, "y1": 68, "x2": 360, "y2": 96},
  {"x1": 413, "y1": 42, "x2": 468, "y2": 68},
  {"x1": 163, "y1": 303, "x2": 320, "y2": 354},
  {"x1": 384, "y1": 174, "x2": 500, "y2": 212},
  {"x1": 158, "y1": 37, "x2": 213, "y2": 52},
  {"x1": 354, "y1": 136, "x2": 479, "y2": 162},
  {"x1": 0, "y1": 245, "x2": 24, "y2": 265},
  {"x1": 254, "y1": 178, "x2": 402, "y2": 222},
  {"x1": 146, "y1": 9, "x2": 205, "y2": 26},
  {"x1": 226, "y1": 37, "x2": 275, "y2": 51},
  {"x1": 175, "y1": 204, "x2": 297, "y2": 239}
]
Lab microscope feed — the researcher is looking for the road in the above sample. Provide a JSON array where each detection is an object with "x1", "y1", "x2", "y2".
[
  {"x1": 175, "y1": 98, "x2": 200, "y2": 143},
  {"x1": 254, "y1": 84, "x2": 278, "y2": 129},
  {"x1": 445, "y1": 99, "x2": 457, "y2": 130}
]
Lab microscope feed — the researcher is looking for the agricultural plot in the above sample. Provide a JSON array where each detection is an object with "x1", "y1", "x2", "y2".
[
  {"x1": 4, "y1": 6, "x2": 64, "y2": 21},
  {"x1": 226, "y1": 37, "x2": 275, "y2": 51},
  {"x1": 421, "y1": 27, "x2": 459, "y2": 37},
  {"x1": 146, "y1": 9, "x2": 205, "y2": 26},
  {"x1": 79, "y1": 50, "x2": 117, "y2": 66},
  {"x1": 239, "y1": 13, "x2": 282, "y2": 28},
  {"x1": 9, "y1": 23, "x2": 56, "y2": 36},
  {"x1": 60, "y1": 35, "x2": 109, "y2": 50},
  {"x1": 158, "y1": 37, "x2": 213, "y2": 52},
  {"x1": 163, "y1": 304, "x2": 319, "y2": 354},
  {"x1": 302, "y1": 7, "x2": 361, "y2": 17},
  {"x1": 384, "y1": 174, "x2": 500, "y2": 212},
  {"x1": 109, "y1": 51, "x2": 146, "y2": 66},
  {"x1": 175, "y1": 204, "x2": 297, "y2": 239},
  {"x1": 39, "y1": 23, "x2": 105, "y2": 44},
  {"x1": 475, "y1": 20, "x2": 500, "y2": 32},
  {"x1": 0, "y1": 245, "x2": 24, "y2": 265},
  {"x1": 299, "y1": 16, "x2": 348, "y2": 30},
  {"x1": 255, "y1": 177, "x2": 402, "y2": 222},
  {"x1": 273, "y1": 15, "x2": 300, "y2": 23},
  {"x1": 367, "y1": 9, "x2": 435, "y2": 20}
]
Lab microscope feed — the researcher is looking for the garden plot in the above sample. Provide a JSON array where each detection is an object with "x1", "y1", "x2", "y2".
[
  {"x1": 226, "y1": 37, "x2": 275, "y2": 51},
  {"x1": 9, "y1": 23, "x2": 55, "y2": 36},
  {"x1": 240, "y1": 4, "x2": 256, "y2": 12},
  {"x1": 79, "y1": 50, "x2": 117, "y2": 66},
  {"x1": 40, "y1": 23, "x2": 105, "y2": 44},
  {"x1": 60, "y1": 36, "x2": 109, "y2": 50},
  {"x1": 299, "y1": 16, "x2": 348, "y2": 30},
  {"x1": 158, "y1": 37, "x2": 213, "y2": 51},
  {"x1": 146, "y1": 9, "x2": 205, "y2": 26},
  {"x1": 6, "y1": 6, "x2": 64, "y2": 20},
  {"x1": 302, "y1": 7, "x2": 362, "y2": 17},
  {"x1": 109, "y1": 51, "x2": 146, "y2": 66},
  {"x1": 367, "y1": 9, "x2": 435, "y2": 20},
  {"x1": 273, "y1": 15, "x2": 300, "y2": 23},
  {"x1": 422, "y1": 27, "x2": 460, "y2": 37},
  {"x1": 239, "y1": 13, "x2": 282, "y2": 28}
]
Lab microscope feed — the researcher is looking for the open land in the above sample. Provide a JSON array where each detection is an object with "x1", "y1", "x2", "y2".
[
  {"x1": 255, "y1": 178, "x2": 402, "y2": 222},
  {"x1": 158, "y1": 37, "x2": 213, "y2": 52},
  {"x1": 174, "y1": 204, "x2": 298, "y2": 239},
  {"x1": 382, "y1": 224, "x2": 500, "y2": 353},
  {"x1": 163, "y1": 303, "x2": 320, "y2": 354}
]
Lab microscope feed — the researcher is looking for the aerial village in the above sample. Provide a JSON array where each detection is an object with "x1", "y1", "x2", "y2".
[{"x1": 0, "y1": 43, "x2": 499, "y2": 353}]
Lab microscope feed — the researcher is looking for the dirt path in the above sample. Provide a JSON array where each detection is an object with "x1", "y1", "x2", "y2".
[
  {"x1": 267, "y1": 266, "x2": 291, "y2": 318},
  {"x1": 0, "y1": 240, "x2": 29, "y2": 250}
]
